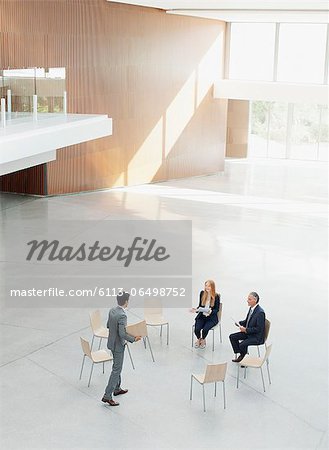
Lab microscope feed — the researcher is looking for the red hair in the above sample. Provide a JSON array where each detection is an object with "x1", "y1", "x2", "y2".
[{"x1": 201, "y1": 280, "x2": 216, "y2": 307}]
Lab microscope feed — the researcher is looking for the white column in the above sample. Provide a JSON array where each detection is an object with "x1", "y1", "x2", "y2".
[
  {"x1": 7, "y1": 89, "x2": 12, "y2": 115},
  {"x1": 1, "y1": 98, "x2": 6, "y2": 128},
  {"x1": 63, "y1": 91, "x2": 67, "y2": 115},
  {"x1": 33, "y1": 94, "x2": 38, "y2": 120}
]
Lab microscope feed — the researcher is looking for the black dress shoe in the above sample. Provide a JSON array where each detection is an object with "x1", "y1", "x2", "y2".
[
  {"x1": 101, "y1": 397, "x2": 119, "y2": 406},
  {"x1": 232, "y1": 354, "x2": 245, "y2": 363},
  {"x1": 114, "y1": 388, "x2": 128, "y2": 396}
]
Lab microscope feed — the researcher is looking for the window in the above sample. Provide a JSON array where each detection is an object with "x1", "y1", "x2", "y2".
[
  {"x1": 268, "y1": 103, "x2": 288, "y2": 159},
  {"x1": 248, "y1": 101, "x2": 327, "y2": 161},
  {"x1": 229, "y1": 23, "x2": 275, "y2": 81},
  {"x1": 290, "y1": 104, "x2": 321, "y2": 160},
  {"x1": 249, "y1": 101, "x2": 270, "y2": 157},
  {"x1": 319, "y1": 107, "x2": 328, "y2": 161},
  {"x1": 277, "y1": 24, "x2": 327, "y2": 84}
]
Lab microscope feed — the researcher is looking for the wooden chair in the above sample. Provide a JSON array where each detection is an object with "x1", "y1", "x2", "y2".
[
  {"x1": 237, "y1": 344, "x2": 272, "y2": 392},
  {"x1": 89, "y1": 310, "x2": 109, "y2": 350},
  {"x1": 144, "y1": 299, "x2": 169, "y2": 345},
  {"x1": 191, "y1": 303, "x2": 223, "y2": 351},
  {"x1": 243, "y1": 319, "x2": 271, "y2": 379},
  {"x1": 251, "y1": 318, "x2": 271, "y2": 356},
  {"x1": 79, "y1": 337, "x2": 112, "y2": 387},
  {"x1": 126, "y1": 320, "x2": 155, "y2": 369},
  {"x1": 190, "y1": 362, "x2": 227, "y2": 412}
]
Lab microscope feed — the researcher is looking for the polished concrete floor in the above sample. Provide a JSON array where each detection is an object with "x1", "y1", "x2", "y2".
[{"x1": 0, "y1": 159, "x2": 327, "y2": 450}]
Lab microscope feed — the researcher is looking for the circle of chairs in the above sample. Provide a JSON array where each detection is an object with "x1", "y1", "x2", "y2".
[{"x1": 79, "y1": 303, "x2": 272, "y2": 412}]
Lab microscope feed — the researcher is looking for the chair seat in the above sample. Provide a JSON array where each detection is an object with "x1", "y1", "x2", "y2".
[
  {"x1": 94, "y1": 327, "x2": 109, "y2": 338},
  {"x1": 192, "y1": 373, "x2": 205, "y2": 384},
  {"x1": 145, "y1": 315, "x2": 168, "y2": 326},
  {"x1": 91, "y1": 349, "x2": 112, "y2": 363},
  {"x1": 240, "y1": 355, "x2": 262, "y2": 368}
]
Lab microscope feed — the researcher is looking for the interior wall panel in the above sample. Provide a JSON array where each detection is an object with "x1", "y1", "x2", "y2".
[
  {"x1": 0, "y1": 0, "x2": 227, "y2": 195},
  {"x1": 0, "y1": 164, "x2": 46, "y2": 195},
  {"x1": 226, "y1": 99, "x2": 250, "y2": 158}
]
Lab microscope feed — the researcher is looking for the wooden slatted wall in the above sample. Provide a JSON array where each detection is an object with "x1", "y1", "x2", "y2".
[
  {"x1": 0, "y1": 164, "x2": 46, "y2": 195},
  {"x1": 0, "y1": 0, "x2": 227, "y2": 195}
]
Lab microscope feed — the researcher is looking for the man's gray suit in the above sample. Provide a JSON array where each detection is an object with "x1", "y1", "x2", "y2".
[{"x1": 104, "y1": 306, "x2": 135, "y2": 400}]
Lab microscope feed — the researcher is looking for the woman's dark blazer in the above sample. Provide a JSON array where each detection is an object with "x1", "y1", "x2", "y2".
[{"x1": 195, "y1": 291, "x2": 220, "y2": 326}]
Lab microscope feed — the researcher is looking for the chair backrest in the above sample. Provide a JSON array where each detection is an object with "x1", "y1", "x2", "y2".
[
  {"x1": 217, "y1": 302, "x2": 223, "y2": 321},
  {"x1": 126, "y1": 320, "x2": 148, "y2": 338},
  {"x1": 261, "y1": 344, "x2": 272, "y2": 366},
  {"x1": 204, "y1": 362, "x2": 227, "y2": 383},
  {"x1": 89, "y1": 310, "x2": 102, "y2": 332},
  {"x1": 80, "y1": 337, "x2": 92, "y2": 359},
  {"x1": 144, "y1": 298, "x2": 163, "y2": 316},
  {"x1": 264, "y1": 319, "x2": 271, "y2": 342}
]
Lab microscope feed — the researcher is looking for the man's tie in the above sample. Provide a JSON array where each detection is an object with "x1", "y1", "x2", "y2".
[{"x1": 246, "y1": 308, "x2": 253, "y2": 327}]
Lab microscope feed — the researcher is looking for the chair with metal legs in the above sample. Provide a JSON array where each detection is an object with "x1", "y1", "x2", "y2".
[
  {"x1": 190, "y1": 362, "x2": 227, "y2": 412},
  {"x1": 125, "y1": 342, "x2": 135, "y2": 370},
  {"x1": 249, "y1": 318, "x2": 271, "y2": 356},
  {"x1": 79, "y1": 337, "x2": 112, "y2": 387},
  {"x1": 209, "y1": 303, "x2": 223, "y2": 349},
  {"x1": 144, "y1": 299, "x2": 169, "y2": 345},
  {"x1": 191, "y1": 303, "x2": 223, "y2": 351},
  {"x1": 89, "y1": 310, "x2": 109, "y2": 350},
  {"x1": 243, "y1": 319, "x2": 271, "y2": 379},
  {"x1": 126, "y1": 320, "x2": 155, "y2": 367},
  {"x1": 237, "y1": 344, "x2": 272, "y2": 392}
]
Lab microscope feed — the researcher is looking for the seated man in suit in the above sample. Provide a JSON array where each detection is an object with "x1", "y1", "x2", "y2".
[
  {"x1": 102, "y1": 291, "x2": 141, "y2": 406},
  {"x1": 229, "y1": 292, "x2": 265, "y2": 363}
]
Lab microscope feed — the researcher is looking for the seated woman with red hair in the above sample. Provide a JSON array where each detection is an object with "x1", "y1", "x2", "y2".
[{"x1": 192, "y1": 280, "x2": 220, "y2": 349}]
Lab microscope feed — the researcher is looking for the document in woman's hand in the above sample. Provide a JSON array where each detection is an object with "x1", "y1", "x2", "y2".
[{"x1": 196, "y1": 306, "x2": 211, "y2": 313}]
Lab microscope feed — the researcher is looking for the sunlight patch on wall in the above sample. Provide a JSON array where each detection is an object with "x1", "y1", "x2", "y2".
[
  {"x1": 126, "y1": 31, "x2": 225, "y2": 185},
  {"x1": 196, "y1": 35, "x2": 222, "y2": 108},
  {"x1": 165, "y1": 71, "x2": 196, "y2": 158},
  {"x1": 128, "y1": 117, "x2": 163, "y2": 185}
]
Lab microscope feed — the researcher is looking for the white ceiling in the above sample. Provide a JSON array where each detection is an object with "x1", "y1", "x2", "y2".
[{"x1": 107, "y1": 1, "x2": 329, "y2": 23}]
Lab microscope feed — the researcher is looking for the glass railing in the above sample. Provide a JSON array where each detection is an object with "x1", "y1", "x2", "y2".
[{"x1": 0, "y1": 67, "x2": 66, "y2": 125}]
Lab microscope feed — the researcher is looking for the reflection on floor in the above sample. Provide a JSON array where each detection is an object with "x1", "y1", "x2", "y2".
[{"x1": 0, "y1": 159, "x2": 327, "y2": 450}]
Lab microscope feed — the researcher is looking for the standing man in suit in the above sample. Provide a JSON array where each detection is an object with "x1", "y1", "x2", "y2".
[
  {"x1": 229, "y1": 292, "x2": 265, "y2": 363},
  {"x1": 102, "y1": 291, "x2": 141, "y2": 406}
]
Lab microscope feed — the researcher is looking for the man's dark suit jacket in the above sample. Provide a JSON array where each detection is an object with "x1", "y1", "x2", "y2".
[
  {"x1": 239, "y1": 304, "x2": 265, "y2": 344},
  {"x1": 195, "y1": 290, "x2": 220, "y2": 326}
]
